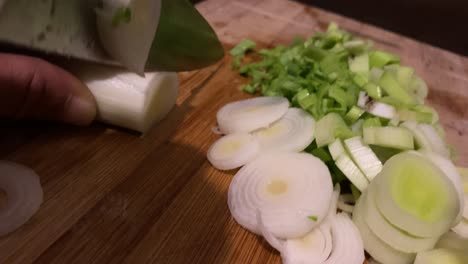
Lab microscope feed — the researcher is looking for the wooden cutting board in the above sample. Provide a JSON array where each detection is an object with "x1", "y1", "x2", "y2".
[{"x1": 1, "y1": 0, "x2": 467, "y2": 263}]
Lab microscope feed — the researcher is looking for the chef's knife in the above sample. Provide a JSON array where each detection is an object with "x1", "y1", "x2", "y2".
[{"x1": 0, "y1": 0, "x2": 224, "y2": 72}]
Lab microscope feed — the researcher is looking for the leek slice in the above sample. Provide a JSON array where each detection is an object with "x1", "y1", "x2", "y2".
[
  {"x1": 216, "y1": 97, "x2": 289, "y2": 134},
  {"x1": 363, "y1": 126, "x2": 414, "y2": 150},
  {"x1": 253, "y1": 108, "x2": 315, "y2": 153},
  {"x1": 436, "y1": 231, "x2": 468, "y2": 251},
  {"x1": 344, "y1": 136, "x2": 382, "y2": 181},
  {"x1": 353, "y1": 192, "x2": 416, "y2": 264},
  {"x1": 420, "y1": 151, "x2": 465, "y2": 224},
  {"x1": 374, "y1": 152, "x2": 460, "y2": 237},
  {"x1": 207, "y1": 133, "x2": 260, "y2": 171},
  {"x1": 364, "y1": 182, "x2": 439, "y2": 253},
  {"x1": 414, "y1": 248, "x2": 468, "y2": 264},
  {"x1": 228, "y1": 152, "x2": 333, "y2": 238},
  {"x1": 73, "y1": 63, "x2": 179, "y2": 133}
]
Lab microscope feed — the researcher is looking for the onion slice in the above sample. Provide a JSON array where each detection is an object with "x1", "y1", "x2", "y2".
[
  {"x1": 217, "y1": 97, "x2": 289, "y2": 134},
  {"x1": 0, "y1": 161, "x2": 43, "y2": 236},
  {"x1": 228, "y1": 152, "x2": 333, "y2": 238},
  {"x1": 207, "y1": 133, "x2": 260, "y2": 171},
  {"x1": 253, "y1": 108, "x2": 315, "y2": 153},
  {"x1": 324, "y1": 213, "x2": 365, "y2": 264}
]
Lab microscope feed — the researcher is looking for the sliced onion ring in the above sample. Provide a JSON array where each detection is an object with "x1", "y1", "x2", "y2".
[
  {"x1": 324, "y1": 212, "x2": 365, "y2": 264},
  {"x1": 0, "y1": 161, "x2": 43, "y2": 236},
  {"x1": 228, "y1": 152, "x2": 333, "y2": 239}
]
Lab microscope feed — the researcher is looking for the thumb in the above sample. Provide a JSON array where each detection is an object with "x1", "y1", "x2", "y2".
[{"x1": 0, "y1": 53, "x2": 97, "y2": 126}]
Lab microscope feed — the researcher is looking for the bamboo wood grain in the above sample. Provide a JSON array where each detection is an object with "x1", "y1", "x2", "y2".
[{"x1": 0, "y1": 0, "x2": 467, "y2": 263}]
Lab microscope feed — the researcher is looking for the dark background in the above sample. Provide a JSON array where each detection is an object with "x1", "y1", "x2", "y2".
[{"x1": 194, "y1": 0, "x2": 468, "y2": 57}]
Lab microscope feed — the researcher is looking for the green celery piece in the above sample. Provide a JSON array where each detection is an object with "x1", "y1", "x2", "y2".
[
  {"x1": 385, "y1": 64, "x2": 415, "y2": 88},
  {"x1": 369, "y1": 51, "x2": 400, "y2": 68},
  {"x1": 147, "y1": 0, "x2": 224, "y2": 71},
  {"x1": 292, "y1": 89, "x2": 310, "y2": 104},
  {"x1": 349, "y1": 53, "x2": 369, "y2": 73},
  {"x1": 363, "y1": 82, "x2": 383, "y2": 99},
  {"x1": 320, "y1": 54, "x2": 346, "y2": 76},
  {"x1": 240, "y1": 84, "x2": 256, "y2": 94},
  {"x1": 329, "y1": 161, "x2": 349, "y2": 185},
  {"x1": 229, "y1": 39, "x2": 256, "y2": 56},
  {"x1": 298, "y1": 94, "x2": 318, "y2": 109},
  {"x1": 379, "y1": 71, "x2": 416, "y2": 105},
  {"x1": 370, "y1": 145, "x2": 401, "y2": 163},
  {"x1": 308, "y1": 215, "x2": 319, "y2": 222},
  {"x1": 353, "y1": 73, "x2": 369, "y2": 87},
  {"x1": 411, "y1": 105, "x2": 439, "y2": 123},
  {"x1": 310, "y1": 148, "x2": 333, "y2": 163},
  {"x1": 329, "y1": 85, "x2": 355, "y2": 108},
  {"x1": 345, "y1": 106, "x2": 365, "y2": 124},
  {"x1": 303, "y1": 45, "x2": 328, "y2": 61},
  {"x1": 315, "y1": 112, "x2": 353, "y2": 147},
  {"x1": 350, "y1": 184, "x2": 361, "y2": 201},
  {"x1": 363, "y1": 117, "x2": 382, "y2": 128},
  {"x1": 398, "y1": 109, "x2": 433, "y2": 124}
]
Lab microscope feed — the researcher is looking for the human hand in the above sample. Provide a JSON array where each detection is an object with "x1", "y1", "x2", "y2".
[{"x1": 0, "y1": 53, "x2": 97, "y2": 125}]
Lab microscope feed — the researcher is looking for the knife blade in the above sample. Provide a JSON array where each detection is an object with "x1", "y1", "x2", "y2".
[{"x1": 0, "y1": 0, "x2": 224, "y2": 72}]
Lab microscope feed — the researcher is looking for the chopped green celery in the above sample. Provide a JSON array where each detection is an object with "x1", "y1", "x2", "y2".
[
  {"x1": 315, "y1": 112, "x2": 354, "y2": 147},
  {"x1": 310, "y1": 147, "x2": 333, "y2": 163},
  {"x1": 411, "y1": 105, "x2": 439, "y2": 123},
  {"x1": 320, "y1": 54, "x2": 346, "y2": 76},
  {"x1": 379, "y1": 71, "x2": 416, "y2": 105},
  {"x1": 363, "y1": 82, "x2": 383, "y2": 99},
  {"x1": 370, "y1": 145, "x2": 401, "y2": 163},
  {"x1": 343, "y1": 39, "x2": 369, "y2": 54},
  {"x1": 229, "y1": 39, "x2": 257, "y2": 56},
  {"x1": 240, "y1": 84, "x2": 256, "y2": 94},
  {"x1": 335, "y1": 152, "x2": 369, "y2": 192},
  {"x1": 344, "y1": 136, "x2": 382, "y2": 181},
  {"x1": 328, "y1": 85, "x2": 355, "y2": 107},
  {"x1": 369, "y1": 51, "x2": 400, "y2": 68},
  {"x1": 363, "y1": 126, "x2": 414, "y2": 150},
  {"x1": 351, "y1": 184, "x2": 361, "y2": 201},
  {"x1": 369, "y1": 67, "x2": 384, "y2": 83},
  {"x1": 298, "y1": 94, "x2": 318, "y2": 109},
  {"x1": 345, "y1": 106, "x2": 365, "y2": 124},
  {"x1": 378, "y1": 96, "x2": 405, "y2": 107},
  {"x1": 292, "y1": 89, "x2": 309, "y2": 104},
  {"x1": 398, "y1": 109, "x2": 433, "y2": 124},
  {"x1": 363, "y1": 117, "x2": 382, "y2": 128},
  {"x1": 408, "y1": 75, "x2": 428, "y2": 102},
  {"x1": 353, "y1": 73, "x2": 368, "y2": 87},
  {"x1": 328, "y1": 161, "x2": 349, "y2": 185},
  {"x1": 384, "y1": 64, "x2": 415, "y2": 88},
  {"x1": 349, "y1": 53, "x2": 369, "y2": 73},
  {"x1": 303, "y1": 45, "x2": 328, "y2": 61}
]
